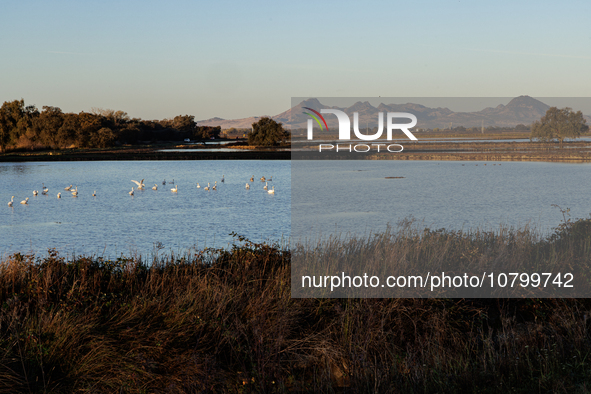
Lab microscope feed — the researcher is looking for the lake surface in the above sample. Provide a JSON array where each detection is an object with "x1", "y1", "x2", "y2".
[
  {"x1": 0, "y1": 161, "x2": 290, "y2": 259},
  {"x1": 2, "y1": 159, "x2": 590, "y2": 259},
  {"x1": 291, "y1": 160, "x2": 591, "y2": 242}
]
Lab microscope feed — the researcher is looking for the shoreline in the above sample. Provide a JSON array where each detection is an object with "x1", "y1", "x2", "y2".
[
  {"x1": 0, "y1": 147, "x2": 290, "y2": 161},
  {"x1": 1, "y1": 139, "x2": 590, "y2": 162},
  {"x1": 294, "y1": 139, "x2": 591, "y2": 162}
]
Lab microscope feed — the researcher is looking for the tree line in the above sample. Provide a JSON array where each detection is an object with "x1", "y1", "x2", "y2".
[{"x1": 0, "y1": 99, "x2": 222, "y2": 152}]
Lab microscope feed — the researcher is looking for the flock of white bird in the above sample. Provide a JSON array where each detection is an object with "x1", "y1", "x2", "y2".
[
  {"x1": 7, "y1": 174, "x2": 275, "y2": 207},
  {"x1": 127, "y1": 175, "x2": 275, "y2": 196}
]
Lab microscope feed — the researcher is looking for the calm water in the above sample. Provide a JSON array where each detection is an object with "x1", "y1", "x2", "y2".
[
  {"x1": 0, "y1": 161, "x2": 290, "y2": 258},
  {"x1": 3, "y1": 160, "x2": 590, "y2": 259},
  {"x1": 292, "y1": 160, "x2": 591, "y2": 241}
]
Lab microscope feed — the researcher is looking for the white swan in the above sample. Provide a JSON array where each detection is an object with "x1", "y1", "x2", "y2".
[
  {"x1": 41, "y1": 190, "x2": 48, "y2": 195},
  {"x1": 245, "y1": 183, "x2": 250, "y2": 189},
  {"x1": 33, "y1": 190, "x2": 38, "y2": 196},
  {"x1": 268, "y1": 186, "x2": 275, "y2": 194},
  {"x1": 57, "y1": 193, "x2": 61, "y2": 199},
  {"x1": 8, "y1": 196, "x2": 14, "y2": 207},
  {"x1": 171, "y1": 185, "x2": 178, "y2": 192},
  {"x1": 20, "y1": 197, "x2": 29, "y2": 204},
  {"x1": 263, "y1": 181, "x2": 268, "y2": 190},
  {"x1": 196, "y1": 183, "x2": 200, "y2": 189},
  {"x1": 42, "y1": 183, "x2": 48, "y2": 193},
  {"x1": 64, "y1": 185, "x2": 72, "y2": 191},
  {"x1": 131, "y1": 179, "x2": 145, "y2": 189},
  {"x1": 204, "y1": 182, "x2": 210, "y2": 191},
  {"x1": 71, "y1": 187, "x2": 78, "y2": 196},
  {"x1": 129, "y1": 187, "x2": 134, "y2": 196},
  {"x1": 152, "y1": 184, "x2": 158, "y2": 190},
  {"x1": 212, "y1": 184, "x2": 217, "y2": 191}
]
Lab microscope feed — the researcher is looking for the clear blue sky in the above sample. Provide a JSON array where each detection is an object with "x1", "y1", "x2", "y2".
[{"x1": 1, "y1": 0, "x2": 590, "y2": 121}]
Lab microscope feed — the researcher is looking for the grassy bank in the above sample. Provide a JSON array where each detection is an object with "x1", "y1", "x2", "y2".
[
  {"x1": 2, "y1": 222, "x2": 591, "y2": 392},
  {"x1": 292, "y1": 214, "x2": 591, "y2": 298},
  {"x1": 294, "y1": 139, "x2": 591, "y2": 162},
  {"x1": 3, "y1": 137, "x2": 591, "y2": 163},
  {"x1": 0, "y1": 143, "x2": 290, "y2": 162}
]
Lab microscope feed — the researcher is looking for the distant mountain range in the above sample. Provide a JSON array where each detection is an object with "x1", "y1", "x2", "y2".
[{"x1": 195, "y1": 96, "x2": 591, "y2": 130}]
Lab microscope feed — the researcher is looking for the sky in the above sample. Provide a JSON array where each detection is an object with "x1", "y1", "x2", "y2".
[{"x1": 1, "y1": 0, "x2": 590, "y2": 121}]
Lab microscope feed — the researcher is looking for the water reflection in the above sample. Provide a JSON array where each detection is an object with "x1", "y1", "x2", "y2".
[
  {"x1": 291, "y1": 160, "x2": 591, "y2": 241},
  {"x1": 0, "y1": 160, "x2": 291, "y2": 258},
  {"x1": 0, "y1": 164, "x2": 39, "y2": 176}
]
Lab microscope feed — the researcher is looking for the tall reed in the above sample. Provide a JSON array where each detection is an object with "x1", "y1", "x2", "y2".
[{"x1": 0, "y1": 221, "x2": 590, "y2": 392}]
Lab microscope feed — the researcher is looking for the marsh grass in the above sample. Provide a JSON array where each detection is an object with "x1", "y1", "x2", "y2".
[
  {"x1": 292, "y1": 213, "x2": 591, "y2": 298},
  {"x1": 1, "y1": 223, "x2": 591, "y2": 392}
]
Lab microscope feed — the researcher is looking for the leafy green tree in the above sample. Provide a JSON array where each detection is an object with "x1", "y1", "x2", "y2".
[
  {"x1": 172, "y1": 115, "x2": 195, "y2": 132},
  {"x1": 58, "y1": 113, "x2": 81, "y2": 147},
  {"x1": 77, "y1": 112, "x2": 103, "y2": 147},
  {"x1": 193, "y1": 126, "x2": 221, "y2": 140},
  {"x1": 118, "y1": 124, "x2": 141, "y2": 145},
  {"x1": 91, "y1": 127, "x2": 117, "y2": 148},
  {"x1": 33, "y1": 106, "x2": 64, "y2": 148},
  {"x1": 531, "y1": 107, "x2": 588, "y2": 148},
  {"x1": 0, "y1": 99, "x2": 26, "y2": 151},
  {"x1": 18, "y1": 105, "x2": 40, "y2": 145},
  {"x1": 247, "y1": 117, "x2": 289, "y2": 146}
]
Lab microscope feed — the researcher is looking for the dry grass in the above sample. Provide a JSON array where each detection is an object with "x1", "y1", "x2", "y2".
[
  {"x1": 1, "y1": 224, "x2": 591, "y2": 393},
  {"x1": 292, "y1": 214, "x2": 591, "y2": 298}
]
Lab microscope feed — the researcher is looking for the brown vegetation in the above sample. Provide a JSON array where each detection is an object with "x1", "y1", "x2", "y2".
[
  {"x1": 295, "y1": 139, "x2": 591, "y2": 162},
  {"x1": 0, "y1": 99, "x2": 222, "y2": 152},
  {"x1": 531, "y1": 107, "x2": 588, "y2": 148},
  {"x1": 248, "y1": 117, "x2": 290, "y2": 147},
  {"x1": 1, "y1": 219, "x2": 591, "y2": 392},
  {"x1": 0, "y1": 144, "x2": 290, "y2": 162}
]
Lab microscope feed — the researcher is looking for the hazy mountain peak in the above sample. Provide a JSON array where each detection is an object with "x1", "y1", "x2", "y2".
[
  {"x1": 298, "y1": 98, "x2": 323, "y2": 109},
  {"x1": 506, "y1": 95, "x2": 550, "y2": 111},
  {"x1": 347, "y1": 101, "x2": 377, "y2": 112},
  {"x1": 196, "y1": 96, "x2": 586, "y2": 130}
]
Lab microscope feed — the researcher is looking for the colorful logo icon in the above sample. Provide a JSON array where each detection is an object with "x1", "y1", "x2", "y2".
[{"x1": 303, "y1": 107, "x2": 328, "y2": 131}]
